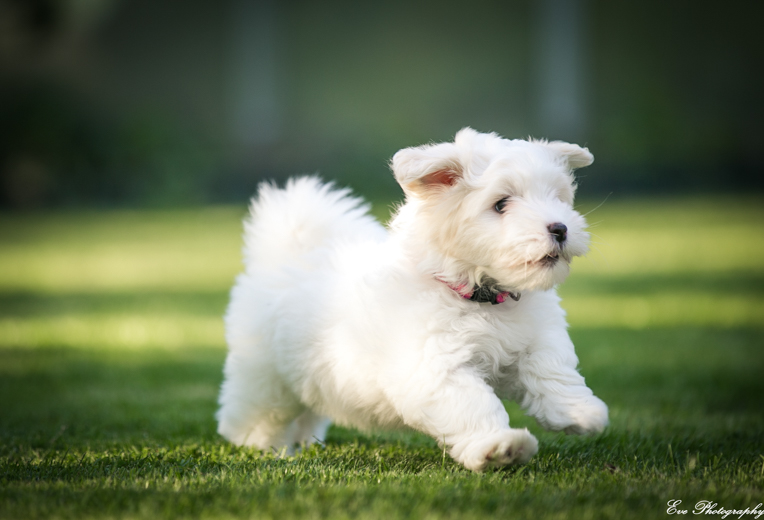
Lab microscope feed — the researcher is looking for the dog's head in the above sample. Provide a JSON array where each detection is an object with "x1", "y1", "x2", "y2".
[{"x1": 391, "y1": 127, "x2": 592, "y2": 292}]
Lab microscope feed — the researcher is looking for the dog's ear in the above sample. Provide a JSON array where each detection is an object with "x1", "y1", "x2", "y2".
[
  {"x1": 544, "y1": 141, "x2": 594, "y2": 170},
  {"x1": 391, "y1": 142, "x2": 463, "y2": 196}
]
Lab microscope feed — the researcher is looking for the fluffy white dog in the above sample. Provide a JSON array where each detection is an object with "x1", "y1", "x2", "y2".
[{"x1": 217, "y1": 128, "x2": 608, "y2": 471}]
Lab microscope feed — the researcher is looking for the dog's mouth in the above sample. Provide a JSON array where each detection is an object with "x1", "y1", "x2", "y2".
[
  {"x1": 541, "y1": 253, "x2": 558, "y2": 266},
  {"x1": 540, "y1": 251, "x2": 568, "y2": 267}
]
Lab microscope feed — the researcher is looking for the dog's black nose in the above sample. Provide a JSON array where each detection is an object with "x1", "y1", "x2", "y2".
[{"x1": 547, "y1": 222, "x2": 567, "y2": 243}]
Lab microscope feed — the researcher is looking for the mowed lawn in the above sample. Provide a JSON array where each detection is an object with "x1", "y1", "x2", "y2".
[{"x1": 0, "y1": 196, "x2": 763, "y2": 519}]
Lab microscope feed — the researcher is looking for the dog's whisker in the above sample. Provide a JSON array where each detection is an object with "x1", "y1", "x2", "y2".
[
  {"x1": 580, "y1": 193, "x2": 612, "y2": 218},
  {"x1": 587, "y1": 232, "x2": 613, "y2": 249}
]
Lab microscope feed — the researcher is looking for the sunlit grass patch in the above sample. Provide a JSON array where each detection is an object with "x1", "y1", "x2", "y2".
[
  {"x1": 563, "y1": 292, "x2": 764, "y2": 328},
  {"x1": 0, "y1": 207, "x2": 245, "y2": 293},
  {"x1": 0, "y1": 291, "x2": 229, "y2": 351},
  {"x1": 573, "y1": 196, "x2": 764, "y2": 274},
  {"x1": 0, "y1": 313, "x2": 225, "y2": 350}
]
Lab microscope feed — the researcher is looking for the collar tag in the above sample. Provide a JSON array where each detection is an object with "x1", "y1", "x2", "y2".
[{"x1": 441, "y1": 279, "x2": 520, "y2": 305}]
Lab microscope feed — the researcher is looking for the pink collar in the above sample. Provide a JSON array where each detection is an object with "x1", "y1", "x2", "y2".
[{"x1": 441, "y1": 280, "x2": 521, "y2": 305}]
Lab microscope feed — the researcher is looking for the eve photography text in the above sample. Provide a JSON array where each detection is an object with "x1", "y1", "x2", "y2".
[{"x1": 667, "y1": 500, "x2": 764, "y2": 519}]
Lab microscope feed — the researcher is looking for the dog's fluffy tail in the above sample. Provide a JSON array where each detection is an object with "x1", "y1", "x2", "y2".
[{"x1": 241, "y1": 176, "x2": 386, "y2": 273}]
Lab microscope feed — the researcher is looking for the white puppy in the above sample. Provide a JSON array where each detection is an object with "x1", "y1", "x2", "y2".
[{"x1": 217, "y1": 128, "x2": 608, "y2": 471}]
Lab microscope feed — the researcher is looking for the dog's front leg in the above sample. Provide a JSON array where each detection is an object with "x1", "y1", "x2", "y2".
[
  {"x1": 516, "y1": 331, "x2": 608, "y2": 435},
  {"x1": 396, "y1": 368, "x2": 538, "y2": 471}
]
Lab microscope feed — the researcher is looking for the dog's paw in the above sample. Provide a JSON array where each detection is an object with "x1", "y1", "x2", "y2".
[
  {"x1": 562, "y1": 395, "x2": 609, "y2": 435},
  {"x1": 456, "y1": 428, "x2": 539, "y2": 472},
  {"x1": 533, "y1": 395, "x2": 609, "y2": 435}
]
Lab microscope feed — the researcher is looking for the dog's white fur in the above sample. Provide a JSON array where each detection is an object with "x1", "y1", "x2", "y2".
[{"x1": 217, "y1": 128, "x2": 608, "y2": 471}]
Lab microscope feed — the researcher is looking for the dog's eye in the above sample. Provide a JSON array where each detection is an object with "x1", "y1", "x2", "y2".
[{"x1": 494, "y1": 197, "x2": 509, "y2": 213}]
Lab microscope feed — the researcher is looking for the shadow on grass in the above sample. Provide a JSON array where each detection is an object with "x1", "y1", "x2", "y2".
[
  {"x1": 561, "y1": 270, "x2": 764, "y2": 297},
  {"x1": 0, "y1": 271, "x2": 761, "y2": 318},
  {"x1": 572, "y1": 327, "x2": 764, "y2": 414},
  {"x1": 0, "y1": 346, "x2": 224, "y2": 448},
  {"x1": 0, "y1": 290, "x2": 230, "y2": 318}
]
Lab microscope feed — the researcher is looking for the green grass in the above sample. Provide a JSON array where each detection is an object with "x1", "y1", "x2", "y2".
[{"x1": 1, "y1": 196, "x2": 763, "y2": 519}]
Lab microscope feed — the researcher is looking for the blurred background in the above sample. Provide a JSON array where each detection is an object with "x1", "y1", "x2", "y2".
[
  {"x1": 1, "y1": 3, "x2": 763, "y2": 516},
  {"x1": 1, "y1": 0, "x2": 762, "y2": 209}
]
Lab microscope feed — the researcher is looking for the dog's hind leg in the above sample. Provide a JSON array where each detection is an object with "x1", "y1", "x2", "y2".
[
  {"x1": 285, "y1": 410, "x2": 332, "y2": 450},
  {"x1": 216, "y1": 352, "x2": 304, "y2": 452}
]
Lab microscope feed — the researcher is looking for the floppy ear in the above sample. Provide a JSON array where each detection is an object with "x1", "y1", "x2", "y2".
[
  {"x1": 391, "y1": 142, "x2": 463, "y2": 197},
  {"x1": 544, "y1": 141, "x2": 594, "y2": 170}
]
